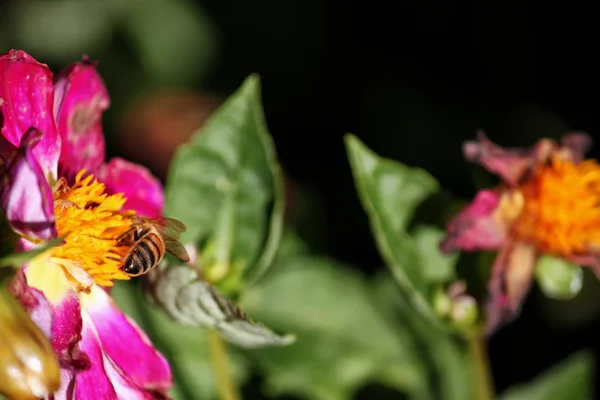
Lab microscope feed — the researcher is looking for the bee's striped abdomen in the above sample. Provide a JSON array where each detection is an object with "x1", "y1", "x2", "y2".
[{"x1": 122, "y1": 232, "x2": 165, "y2": 276}]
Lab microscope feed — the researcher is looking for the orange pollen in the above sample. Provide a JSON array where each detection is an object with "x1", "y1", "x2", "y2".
[
  {"x1": 513, "y1": 157, "x2": 600, "y2": 256},
  {"x1": 50, "y1": 170, "x2": 135, "y2": 287}
]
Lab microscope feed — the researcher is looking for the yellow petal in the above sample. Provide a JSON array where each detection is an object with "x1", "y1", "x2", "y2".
[{"x1": 25, "y1": 251, "x2": 71, "y2": 305}]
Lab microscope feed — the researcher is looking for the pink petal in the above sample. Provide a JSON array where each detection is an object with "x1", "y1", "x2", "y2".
[
  {"x1": 54, "y1": 58, "x2": 108, "y2": 180},
  {"x1": 0, "y1": 49, "x2": 60, "y2": 179},
  {"x1": 84, "y1": 285, "x2": 172, "y2": 394},
  {"x1": 485, "y1": 241, "x2": 537, "y2": 335},
  {"x1": 9, "y1": 268, "x2": 53, "y2": 338},
  {"x1": 560, "y1": 132, "x2": 593, "y2": 163},
  {"x1": 566, "y1": 253, "x2": 600, "y2": 275},
  {"x1": 96, "y1": 158, "x2": 164, "y2": 218},
  {"x1": 463, "y1": 131, "x2": 552, "y2": 186},
  {"x1": 0, "y1": 127, "x2": 57, "y2": 241},
  {"x1": 51, "y1": 292, "x2": 90, "y2": 370},
  {"x1": 440, "y1": 190, "x2": 508, "y2": 253}
]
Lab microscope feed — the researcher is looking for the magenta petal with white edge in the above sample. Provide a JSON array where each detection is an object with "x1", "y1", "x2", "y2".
[
  {"x1": 0, "y1": 49, "x2": 61, "y2": 179},
  {"x1": 104, "y1": 357, "x2": 161, "y2": 400},
  {"x1": 54, "y1": 58, "x2": 109, "y2": 179},
  {"x1": 75, "y1": 316, "x2": 118, "y2": 400},
  {"x1": 0, "y1": 128, "x2": 56, "y2": 241},
  {"x1": 440, "y1": 190, "x2": 508, "y2": 253},
  {"x1": 50, "y1": 292, "x2": 90, "y2": 370},
  {"x1": 49, "y1": 369, "x2": 76, "y2": 400},
  {"x1": 83, "y1": 285, "x2": 172, "y2": 394},
  {"x1": 75, "y1": 312, "x2": 158, "y2": 400},
  {"x1": 97, "y1": 158, "x2": 164, "y2": 218}
]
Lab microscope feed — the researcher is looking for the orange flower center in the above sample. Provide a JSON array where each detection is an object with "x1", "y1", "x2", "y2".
[
  {"x1": 50, "y1": 170, "x2": 135, "y2": 287},
  {"x1": 26, "y1": 170, "x2": 137, "y2": 304},
  {"x1": 513, "y1": 157, "x2": 600, "y2": 256}
]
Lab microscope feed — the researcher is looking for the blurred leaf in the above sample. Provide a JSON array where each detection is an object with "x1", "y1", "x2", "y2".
[
  {"x1": 413, "y1": 225, "x2": 457, "y2": 283},
  {"x1": 499, "y1": 351, "x2": 594, "y2": 400},
  {"x1": 372, "y1": 272, "x2": 474, "y2": 400},
  {"x1": 125, "y1": 0, "x2": 218, "y2": 85},
  {"x1": 146, "y1": 265, "x2": 294, "y2": 348},
  {"x1": 240, "y1": 255, "x2": 430, "y2": 400},
  {"x1": 345, "y1": 134, "x2": 451, "y2": 325},
  {"x1": 0, "y1": 237, "x2": 64, "y2": 269},
  {"x1": 535, "y1": 256, "x2": 583, "y2": 300},
  {"x1": 112, "y1": 281, "x2": 249, "y2": 400},
  {"x1": 8, "y1": 0, "x2": 113, "y2": 61},
  {"x1": 272, "y1": 229, "x2": 310, "y2": 264},
  {"x1": 165, "y1": 75, "x2": 285, "y2": 292}
]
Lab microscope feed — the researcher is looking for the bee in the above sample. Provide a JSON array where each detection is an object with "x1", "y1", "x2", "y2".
[{"x1": 112, "y1": 217, "x2": 191, "y2": 277}]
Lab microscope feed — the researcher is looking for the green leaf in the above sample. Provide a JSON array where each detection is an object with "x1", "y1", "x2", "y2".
[
  {"x1": 535, "y1": 256, "x2": 583, "y2": 300},
  {"x1": 112, "y1": 281, "x2": 249, "y2": 400},
  {"x1": 239, "y1": 255, "x2": 430, "y2": 400},
  {"x1": 0, "y1": 237, "x2": 64, "y2": 269},
  {"x1": 499, "y1": 351, "x2": 594, "y2": 400},
  {"x1": 345, "y1": 134, "x2": 448, "y2": 324},
  {"x1": 371, "y1": 272, "x2": 474, "y2": 400},
  {"x1": 165, "y1": 74, "x2": 285, "y2": 290},
  {"x1": 413, "y1": 225, "x2": 457, "y2": 283}
]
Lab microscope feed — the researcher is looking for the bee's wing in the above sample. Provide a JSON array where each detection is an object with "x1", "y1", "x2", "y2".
[
  {"x1": 164, "y1": 238, "x2": 191, "y2": 262},
  {"x1": 145, "y1": 217, "x2": 187, "y2": 239}
]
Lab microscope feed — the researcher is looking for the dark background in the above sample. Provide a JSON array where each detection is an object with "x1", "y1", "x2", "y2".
[{"x1": 2, "y1": 0, "x2": 600, "y2": 397}]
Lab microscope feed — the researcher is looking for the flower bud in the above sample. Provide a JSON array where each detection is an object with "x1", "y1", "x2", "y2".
[
  {"x1": 433, "y1": 286, "x2": 452, "y2": 317},
  {"x1": 0, "y1": 285, "x2": 60, "y2": 400},
  {"x1": 450, "y1": 294, "x2": 478, "y2": 328},
  {"x1": 535, "y1": 255, "x2": 583, "y2": 300},
  {"x1": 439, "y1": 281, "x2": 479, "y2": 331}
]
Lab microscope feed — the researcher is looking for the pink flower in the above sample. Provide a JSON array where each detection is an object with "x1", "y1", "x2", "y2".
[
  {"x1": 440, "y1": 132, "x2": 600, "y2": 334},
  {"x1": 0, "y1": 50, "x2": 172, "y2": 399}
]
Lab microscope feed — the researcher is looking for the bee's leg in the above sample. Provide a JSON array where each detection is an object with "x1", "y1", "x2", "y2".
[
  {"x1": 55, "y1": 200, "x2": 79, "y2": 209},
  {"x1": 115, "y1": 229, "x2": 136, "y2": 244},
  {"x1": 114, "y1": 223, "x2": 146, "y2": 244},
  {"x1": 84, "y1": 226, "x2": 130, "y2": 242},
  {"x1": 54, "y1": 200, "x2": 80, "y2": 218},
  {"x1": 53, "y1": 177, "x2": 70, "y2": 194},
  {"x1": 87, "y1": 234, "x2": 115, "y2": 241}
]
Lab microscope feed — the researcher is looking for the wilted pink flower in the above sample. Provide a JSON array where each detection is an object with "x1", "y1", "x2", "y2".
[
  {"x1": 0, "y1": 50, "x2": 171, "y2": 399},
  {"x1": 440, "y1": 131, "x2": 599, "y2": 334}
]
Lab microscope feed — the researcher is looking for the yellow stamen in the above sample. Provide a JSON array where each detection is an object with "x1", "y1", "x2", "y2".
[
  {"x1": 49, "y1": 170, "x2": 135, "y2": 287},
  {"x1": 513, "y1": 157, "x2": 600, "y2": 256}
]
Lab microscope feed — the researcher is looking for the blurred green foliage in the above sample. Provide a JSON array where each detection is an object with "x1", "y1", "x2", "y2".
[
  {"x1": 112, "y1": 77, "x2": 594, "y2": 399},
  {"x1": 498, "y1": 352, "x2": 593, "y2": 400}
]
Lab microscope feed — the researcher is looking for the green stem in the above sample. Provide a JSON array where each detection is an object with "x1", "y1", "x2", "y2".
[
  {"x1": 469, "y1": 334, "x2": 495, "y2": 400},
  {"x1": 208, "y1": 329, "x2": 240, "y2": 400}
]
